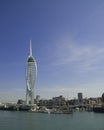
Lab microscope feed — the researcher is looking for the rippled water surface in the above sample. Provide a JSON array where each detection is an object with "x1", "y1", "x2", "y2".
[{"x1": 0, "y1": 111, "x2": 104, "y2": 130}]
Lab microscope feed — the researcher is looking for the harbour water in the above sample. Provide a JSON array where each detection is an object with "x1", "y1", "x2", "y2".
[{"x1": 0, "y1": 111, "x2": 104, "y2": 130}]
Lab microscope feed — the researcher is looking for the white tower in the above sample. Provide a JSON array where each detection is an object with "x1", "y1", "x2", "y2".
[{"x1": 26, "y1": 40, "x2": 37, "y2": 105}]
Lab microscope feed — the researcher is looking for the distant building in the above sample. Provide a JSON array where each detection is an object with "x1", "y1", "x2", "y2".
[
  {"x1": 36, "y1": 95, "x2": 41, "y2": 103},
  {"x1": 17, "y1": 99, "x2": 25, "y2": 105},
  {"x1": 68, "y1": 98, "x2": 78, "y2": 105},
  {"x1": 101, "y1": 93, "x2": 104, "y2": 103},
  {"x1": 52, "y1": 95, "x2": 66, "y2": 108},
  {"x1": 78, "y1": 93, "x2": 83, "y2": 104}
]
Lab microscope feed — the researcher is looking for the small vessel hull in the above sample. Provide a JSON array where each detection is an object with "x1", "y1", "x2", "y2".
[{"x1": 93, "y1": 107, "x2": 104, "y2": 113}]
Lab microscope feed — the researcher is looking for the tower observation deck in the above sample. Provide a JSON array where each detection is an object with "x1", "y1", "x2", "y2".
[{"x1": 26, "y1": 40, "x2": 37, "y2": 105}]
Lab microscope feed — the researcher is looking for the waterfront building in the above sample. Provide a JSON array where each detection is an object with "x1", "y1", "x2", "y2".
[
  {"x1": 52, "y1": 95, "x2": 66, "y2": 108},
  {"x1": 36, "y1": 95, "x2": 41, "y2": 103},
  {"x1": 69, "y1": 98, "x2": 78, "y2": 105},
  {"x1": 26, "y1": 40, "x2": 37, "y2": 105},
  {"x1": 78, "y1": 93, "x2": 83, "y2": 104},
  {"x1": 102, "y1": 93, "x2": 104, "y2": 106},
  {"x1": 17, "y1": 99, "x2": 25, "y2": 105}
]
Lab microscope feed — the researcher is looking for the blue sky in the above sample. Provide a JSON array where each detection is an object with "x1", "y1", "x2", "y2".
[{"x1": 0, "y1": 0, "x2": 104, "y2": 102}]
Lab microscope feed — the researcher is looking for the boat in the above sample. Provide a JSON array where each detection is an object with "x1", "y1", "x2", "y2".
[
  {"x1": 93, "y1": 106, "x2": 104, "y2": 113},
  {"x1": 18, "y1": 105, "x2": 31, "y2": 111},
  {"x1": 37, "y1": 106, "x2": 51, "y2": 114},
  {"x1": 51, "y1": 109, "x2": 63, "y2": 114},
  {"x1": 50, "y1": 108, "x2": 73, "y2": 114},
  {"x1": 62, "y1": 110, "x2": 73, "y2": 114}
]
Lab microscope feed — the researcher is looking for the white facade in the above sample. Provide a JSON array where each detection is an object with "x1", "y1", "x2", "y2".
[{"x1": 26, "y1": 40, "x2": 37, "y2": 105}]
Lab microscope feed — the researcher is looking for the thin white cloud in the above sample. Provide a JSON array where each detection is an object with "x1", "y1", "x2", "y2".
[
  {"x1": 36, "y1": 84, "x2": 103, "y2": 99},
  {"x1": 52, "y1": 41, "x2": 104, "y2": 72}
]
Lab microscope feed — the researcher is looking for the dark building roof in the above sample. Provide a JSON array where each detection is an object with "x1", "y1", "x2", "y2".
[
  {"x1": 27, "y1": 57, "x2": 34, "y2": 62},
  {"x1": 102, "y1": 93, "x2": 104, "y2": 102}
]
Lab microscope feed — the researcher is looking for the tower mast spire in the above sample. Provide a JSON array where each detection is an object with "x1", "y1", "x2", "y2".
[{"x1": 30, "y1": 40, "x2": 32, "y2": 56}]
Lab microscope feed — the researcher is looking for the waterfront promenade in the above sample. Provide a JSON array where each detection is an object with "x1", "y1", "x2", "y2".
[{"x1": 0, "y1": 103, "x2": 104, "y2": 113}]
